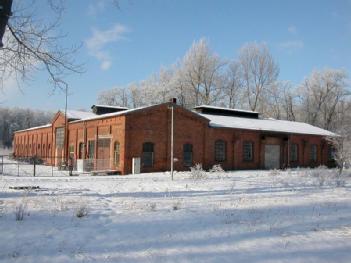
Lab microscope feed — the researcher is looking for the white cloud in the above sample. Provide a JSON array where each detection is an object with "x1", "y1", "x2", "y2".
[
  {"x1": 278, "y1": 40, "x2": 304, "y2": 53},
  {"x1": 288, "y1": 25, "x2": 297, "y2": 34},
  {"x1": 86, "y1": 24, "x2": 128, "y2": 70}
]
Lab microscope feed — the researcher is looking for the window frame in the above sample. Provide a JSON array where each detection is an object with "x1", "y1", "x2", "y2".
[
  {"x1": 183, "y1": 143, "x2": 193, "y2": 167},
  {"x1": 114, "y1": 141, "x2": 120, "y2": 166},
  {"x1": 68, "y1": 145, "x2": 74, "y2": 159},
  {"x1": 310, "y1": 144, "x2": 317, "y2": 162},
  {"x1": 142, "y1": 142, "x2": 154, "y2": 167},
  {"x1": 87, "y1": 140, "x2": 95, "y2": 159},
  {"x1": 290, "y1": 143, "x2": 298, "y2": 162},
  {"x1": 243, "y1": 141, "x2": 254, "y2": 162},
  {"x1": 215, "y1": 139, "x2": 227, "y2": 162}
]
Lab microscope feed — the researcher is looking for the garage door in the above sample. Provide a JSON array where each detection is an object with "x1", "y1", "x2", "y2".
[{"x1": 264, "y1": 144, "x2": 280, "y2": 169}]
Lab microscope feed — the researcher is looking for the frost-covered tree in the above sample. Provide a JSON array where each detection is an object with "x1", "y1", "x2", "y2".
[
  {"x1": 264, "y1": 81, "x2": 298, "y2": 120},
  {"x1": 97, "y1": 86, "x2": 130, "y2": 107},
  {"x1": 221, "y1": 60, "x2": 243, "y2": 108},
  {"x1": 299, "y1": 68, "x2": 350, "y2": 130},
  {"x1": 0, "y1": 107, "x2": 53, "y2": 148},
  {"x1": 238, "y1": 42, "x2": 279, "y2": 112},
  {"x1": 177, "y1": 38, "x2": 225, "y2": 106}
]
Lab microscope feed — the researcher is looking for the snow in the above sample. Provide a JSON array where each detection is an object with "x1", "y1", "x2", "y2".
[
  {"x1": 199, "y1": 113, "x2": 336, "y2": 136},
  {"x1": 65, "y1": 110, "x2": 96, "y2": 120},
  {"x1": 91, "y1": 105, "x2": 129, "y2": 110},
  {"x1": 14, "y1": 124, "x2": 52, "y2": 133},
  {"x1": 0, "y1": 160, "x2": 350, "y2": 262},
  {"x1": 69, "y1": 105, "x2": 154, "y2": 123},
  {"x1": 194, "y1": 105, "x2": 259, "y2": 114}
]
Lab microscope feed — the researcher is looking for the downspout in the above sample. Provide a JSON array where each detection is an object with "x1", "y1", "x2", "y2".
[{"x1": 287, "y1": 134, "x2": 290, "y2": 168}]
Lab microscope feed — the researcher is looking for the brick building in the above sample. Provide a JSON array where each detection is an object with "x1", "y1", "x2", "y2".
[{"x1": 12, "y1": 101, "x2": 336, "y2": 175}]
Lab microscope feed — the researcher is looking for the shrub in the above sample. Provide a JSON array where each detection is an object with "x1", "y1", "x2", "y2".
[
  {"x1": 75, "y1": 205, "x2": 88, "y2": 218},
  {"x1": 209, "y1": 164, "x2": 224, "y2": 173},
  {"x1": 172, "y1": 200, "x2": 181, "y2": 211},
  {"x1": 268, "y1": 169, "x2": 280, "y2": 176},
  {"x1": 190, "y1": 163, "x2": 207, "y2": 179},
  {"x1": 148, "y1": 202, "x2": 157, "y2": 211},
  {"x1": 15, "y1": 203, "x2": 26, "y2": 221}
]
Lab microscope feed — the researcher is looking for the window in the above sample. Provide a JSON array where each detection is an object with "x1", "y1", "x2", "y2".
[
  {"x1": 43, "y1": 144, "x2": 46, "y2": 158},
  {"x1": 290, "y1": 144, "x2": 298, "y2": 162},
  {"x1": 88, "y1": 140, "x2": 95, "y2": 159},
  {"x1": 215, "y1": 140, "x2": 226, "y2": 162},
  {"x1": 114, "y1": 141, "x2": 120, "y2": 166},
  {"x1": 142, "y1": 142, "x2": 154, "y2": 167},
  {"x1": 55, "y1": 127, "x2": 64, "y2": 149},
  {"x1": 69, "y1": 145, "x2": 74, "y2": 158},
  {"x1": 328, "y1": 145, "x2": 335, "y2": 161},
  {"x1": 183, "y1": 144, "x2": 193, "y2": 166},
  {"x1": 243, "y1": 141, "x2": 253, "y2": 161},
  {"x1": 310, "y1": 144, "x2": 317, "y2": 162}
]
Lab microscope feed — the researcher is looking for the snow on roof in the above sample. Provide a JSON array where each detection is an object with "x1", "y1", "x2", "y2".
[
  {"x1": 198, "y1": 113, "x2": 336, "y2": 136},
  {"x1": 14, "y1": 123, "x2": 52, "y2": 133},
  {"x1": 194, "y1": 105, "x2": 259, "y2": 114},
  {"x1": 70, "y1": 105, "x2": 153, "y2": 123},
  {"x1": 65, "y1": 110, "x2": 96, "y2": 120},
  {"x1": 91, "y1": 104, "x2": 129, "y2": 110}
]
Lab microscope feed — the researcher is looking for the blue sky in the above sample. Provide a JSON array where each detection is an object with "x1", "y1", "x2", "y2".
[{"x1": 2, "y1": 0, "x2": 351, "y2": 111}]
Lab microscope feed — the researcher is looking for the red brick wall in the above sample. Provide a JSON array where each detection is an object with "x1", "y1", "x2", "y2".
[
  {"x1": 124, "y1": 104, "x2": 208, "y2": 174},
  {"x1": 13, "y1": 103, "x2": 335, "y2": 175}
]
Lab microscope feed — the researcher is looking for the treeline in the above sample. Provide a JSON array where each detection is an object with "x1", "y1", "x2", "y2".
[
  {"x1": 97, "y1": 39, "x2": 351, "y2": 133},
  {"x1": 0, "y1": 107, "x2": 53, "y2": 148}
]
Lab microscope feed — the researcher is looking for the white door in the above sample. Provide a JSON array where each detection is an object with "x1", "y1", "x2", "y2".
[{"x1": 264, "y1": 145, "x2": 280, "y2": 169}]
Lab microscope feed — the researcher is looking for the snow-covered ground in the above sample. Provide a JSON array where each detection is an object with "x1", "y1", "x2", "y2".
[{"x1": 0, "y1": 163, "x2": 351, "y2": 262}]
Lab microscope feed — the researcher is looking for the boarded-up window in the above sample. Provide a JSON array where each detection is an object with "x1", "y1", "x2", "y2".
[
  {"x1": 114, "y1": 141, "x2": 120, "y2": 166},
  {"x1": 55, "y1": 127, "x2": 64, "y2": 149},
  {"x1": 142, "y1": 142, "x2": 154, "y2": 167},
  {"x1": 215, "y1": 140, "x2": 226, "y2": 162},
  {"x1": 310, "y1": 144, "x2": 317, "y2": 162},
  {"x1": 290, "y1": 144, "x2": 298, "y2": 162},
  {"x1": 183, "y1": 144, "x2": 193, "y2": 166},
  {"x1": 243, "y1": 141, "x2": 253, "y2": 161}
]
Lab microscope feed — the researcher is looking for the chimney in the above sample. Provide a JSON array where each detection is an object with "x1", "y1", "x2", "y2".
[{"x1": 170, "y1": 98, "x2": 177, "y2": 104}]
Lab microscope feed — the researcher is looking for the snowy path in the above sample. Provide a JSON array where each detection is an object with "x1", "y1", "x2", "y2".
[{"x1": 0, "y1": 169, "x2": 350, "y2": 262}]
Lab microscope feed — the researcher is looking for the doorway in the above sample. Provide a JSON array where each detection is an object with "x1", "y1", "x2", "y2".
[
  {"x1": 264, "y1": 144, "x2": 280, "y2": 169},
  {"x1": 97, "y1": 138, "x2": 111, "y2": 170}
]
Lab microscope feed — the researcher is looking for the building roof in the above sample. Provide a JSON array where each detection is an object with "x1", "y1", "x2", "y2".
[
  {"x1": 194, "y1": 105, "x2": 259, "y2": 114},
  {"x1": 70, "y1": 105, "x2": 153, "y2": 123},
  {"x1": 198, "y1": 113, "x2": 336, "y2": 136},
  {"x1": 65, "y1": 110, "x2": 96, "y2": 120},
  {"x1": 91, "y1": 104, "x2": 129, "y2": 110},
  {"x1": 14, "y1": 123, "x2": 52, "y2": 133},
  {"x1": 194, "y1": 105, "x2": 260, "y2": 119}
]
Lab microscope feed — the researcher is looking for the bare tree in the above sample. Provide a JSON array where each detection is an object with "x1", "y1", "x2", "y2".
[
  {"x1": 0, "y1": 0, "x2": 82, "y2": 91},
  {"x1": 264, "y1": 81, "x2": 298, "y2": 120},
  {"x1": 178, "y1": 38, "x2": 225, "y2": 106},
  {"x1": 221, "y1": 60, "x2": 243, "y2": 108},
  {"x1": 327, "y1": 126, "x2": 351, "y2": 175},
  {"x1": 299, "y1": 68, "x2": 350, "y2": 130},
  {"x1": 97, "y1": 86, "x2": 130, "y2": 107},
  {"x1": 238, "y1": 42, "x2": 279, "y2": 112}
]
